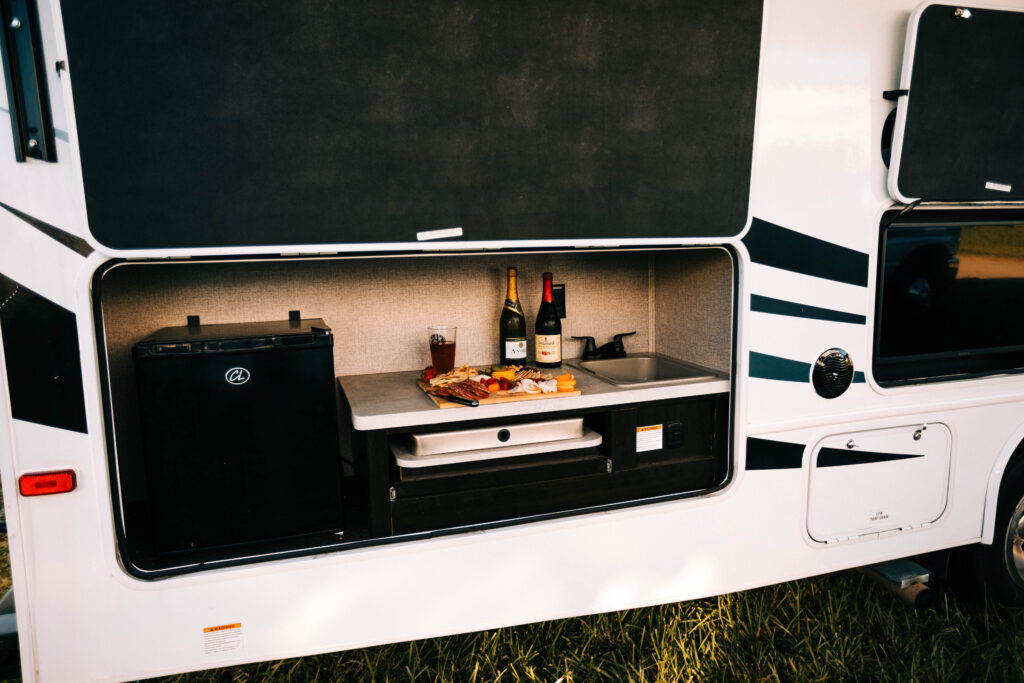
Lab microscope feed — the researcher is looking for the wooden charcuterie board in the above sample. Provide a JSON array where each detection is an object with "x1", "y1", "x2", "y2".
[{"x1": 417, "y1": 381, "x2": 581, "y2": 409}]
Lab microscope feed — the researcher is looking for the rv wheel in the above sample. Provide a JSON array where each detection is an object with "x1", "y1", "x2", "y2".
[{"x1": 957, "y1": 455, "x2": 1024, "y2": 606}]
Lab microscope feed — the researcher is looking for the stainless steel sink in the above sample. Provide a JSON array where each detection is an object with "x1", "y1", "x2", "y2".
[{"x1": 569, "y1": 353, "x2": 722, "y2": 387}]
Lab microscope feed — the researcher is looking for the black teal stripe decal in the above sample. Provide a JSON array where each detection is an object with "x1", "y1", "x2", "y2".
[
  {"x1": 749, "y1": 351, "x2": 810, "y2": 382},
  {"x1": 743, "y1": 218, "x2": 869, "y2": 286},
  {"x1": 747, "y1": 438, "x2": 805, "y2": 470},
  {"x1": 817, "y1": 447, "x2": 923, "y2": 467},
  {"x1": 0, "y1": 201, "x2": 93, "y2": 257},
  {"x1": 0, "y1": 274, "x2": 87, "y2": 433},
  {"x1": 751, "y1": 353, "x2": 866, "y2": 384},
  {"x1": 751, "y1": 294, "x2": 866, "y2": 325}
]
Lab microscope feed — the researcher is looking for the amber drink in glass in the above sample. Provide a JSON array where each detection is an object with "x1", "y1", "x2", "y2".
[{"x1": 429, "y1": 325, "x2": 457, "y2": 373}]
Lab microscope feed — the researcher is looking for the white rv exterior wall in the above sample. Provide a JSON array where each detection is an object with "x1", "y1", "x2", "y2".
[
  {"x1": 0, "y1": 1, "x2": 1022, "y2": 681},
  {"x1": 0, "y1": 0, "x2": 88, "y2": 243}
]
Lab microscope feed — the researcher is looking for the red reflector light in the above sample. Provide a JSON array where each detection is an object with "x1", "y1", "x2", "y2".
[{"x1": 19, "y1": 470, "x2": 76, "y2": 496}]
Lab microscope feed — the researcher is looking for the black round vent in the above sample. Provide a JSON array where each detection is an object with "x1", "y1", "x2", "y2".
[{"x1": 812, "y1": 348, "x2": 854, "y2": 399}]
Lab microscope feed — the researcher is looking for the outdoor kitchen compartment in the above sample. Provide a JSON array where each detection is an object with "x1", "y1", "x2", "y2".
[
  {"x1": 129, "y1": 318, "x2": 344, "y2": 570},
  {"x1": 95, "y1": 246, "x2": 734, "y2": 576}
]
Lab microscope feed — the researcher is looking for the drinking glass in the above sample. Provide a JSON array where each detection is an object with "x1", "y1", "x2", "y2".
[{"x1": 428, "y1": 325, "x2": 457, "y2": 373}]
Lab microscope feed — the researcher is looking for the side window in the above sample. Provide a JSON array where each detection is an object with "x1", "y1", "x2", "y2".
[{"x1": 874, "y1": 213, "x2": 1024, "y2": 385}]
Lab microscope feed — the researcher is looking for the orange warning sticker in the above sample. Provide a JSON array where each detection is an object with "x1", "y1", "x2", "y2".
[
  {"x1": 203, "y1": 622, "x2": 243, "y2": 654},
  {"x1": 636, "y1": 424, "x2": 663, "y2": 452}
]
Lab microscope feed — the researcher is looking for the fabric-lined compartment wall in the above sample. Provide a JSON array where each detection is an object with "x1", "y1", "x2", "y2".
[
  {"x1": 889, "y1": 4, "x2": 1024, "y2": 203},
  {"x1": 60, "y1": 0, "x2": 763, "y2": 250}
]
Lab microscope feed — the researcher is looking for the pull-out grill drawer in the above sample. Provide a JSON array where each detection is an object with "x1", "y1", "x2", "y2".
[{"x1": 391, "y1": 418, "x2": 602, "y2": 468}]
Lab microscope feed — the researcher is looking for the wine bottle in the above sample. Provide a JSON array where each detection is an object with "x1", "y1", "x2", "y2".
[
  {"x1": 499, "y1": 267, "x2": 528, "y2": 365},
  {"x1": 534, "y1": 272, "x2": 562, "y2": 368}
]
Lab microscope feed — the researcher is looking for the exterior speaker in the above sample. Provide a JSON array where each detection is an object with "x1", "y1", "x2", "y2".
[{"x1": 813, "y1": 348, "x2": 854, "y2": 398}]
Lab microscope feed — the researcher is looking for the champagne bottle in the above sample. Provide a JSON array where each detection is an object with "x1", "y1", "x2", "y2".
[
  {"x1": 499, "y1": 267, "x2": 527, "y2": 365},
  {"x1": 534, "y1": 271, "x2": 562, "y2": 368}
]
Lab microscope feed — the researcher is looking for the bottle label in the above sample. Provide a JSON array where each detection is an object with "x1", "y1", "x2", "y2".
[
  {"x1": 504, "y1": 338, "x2": 527, "y2": 360},
  {"x1": 535, "y1": 334, "x2": 561, "y2": 363}
]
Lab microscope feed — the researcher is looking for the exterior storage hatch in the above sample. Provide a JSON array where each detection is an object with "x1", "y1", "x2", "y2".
[{"x1": 807, "y1": 424, "x2": 951, "y2": 543}]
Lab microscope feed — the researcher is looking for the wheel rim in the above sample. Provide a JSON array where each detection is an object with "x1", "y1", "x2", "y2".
[{"x1": 1005, "y1": 497, "x2": 1024, "y2": 588}]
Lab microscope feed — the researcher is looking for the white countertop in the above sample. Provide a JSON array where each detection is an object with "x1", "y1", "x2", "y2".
[{"x1": 339, "y1": 361, "x2": 730, "y2": 431}]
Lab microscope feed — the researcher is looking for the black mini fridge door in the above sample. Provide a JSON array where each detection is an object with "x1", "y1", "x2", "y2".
[{"x1": 132, "y1": 319, "x2": 343, "y2": 570}]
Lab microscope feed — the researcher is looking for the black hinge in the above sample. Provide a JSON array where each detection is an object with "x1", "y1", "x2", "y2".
[{"x1": 0, "y1": 0, "x2": 56, "y2": 162}]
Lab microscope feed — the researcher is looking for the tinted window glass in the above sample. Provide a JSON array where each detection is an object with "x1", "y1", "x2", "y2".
[{"x1": 876, "y1": 219, "x2": 1024, "y2": 384}]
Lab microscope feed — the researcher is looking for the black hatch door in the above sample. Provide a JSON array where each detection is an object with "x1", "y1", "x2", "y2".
[
  {"x1": 61, "y1": 0, "x2": 762, "y2": 251},
  {"x1": 888, "y1": 4, "x2": 1024, "y2": 203}
]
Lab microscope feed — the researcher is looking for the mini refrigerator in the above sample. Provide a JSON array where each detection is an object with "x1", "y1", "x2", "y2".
[{"x1": 132, "y1": 317, "x2": 343, "y2": 566}]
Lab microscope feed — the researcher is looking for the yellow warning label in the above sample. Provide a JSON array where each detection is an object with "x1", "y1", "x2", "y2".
[
  {"x1": 204, "y1": 623, "x2": 241, "y2": 634},
  {"x1": 636, "y1": 425, "x2": 662, "y2": 432}
]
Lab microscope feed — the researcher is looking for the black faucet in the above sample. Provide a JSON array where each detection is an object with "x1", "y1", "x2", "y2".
[
  {"x1": 571, "y1": 336, "x2": 599, "y2": 360},
  {"x1": 572, "y1": 332, "x2": 635, "y2": 360}
]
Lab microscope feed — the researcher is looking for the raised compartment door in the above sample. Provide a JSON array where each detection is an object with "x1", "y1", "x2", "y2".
[
  {"x1": 59, "y1": 0, "x2": 761, "y2": 251},
  {"x1": 888, "y1": 4, "x2": 1024, "y2": 203},
  {"x1": 807, "y1": 423, "x2": 950, "y2": 543}
]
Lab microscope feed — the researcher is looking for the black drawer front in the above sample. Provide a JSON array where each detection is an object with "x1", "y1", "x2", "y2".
[
  {"x1": 390, "y1": 454, "x2": 721, "y2": 535},
  {"x1": 393, "y1": 448, "x2": 607, "y2": 499}
]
